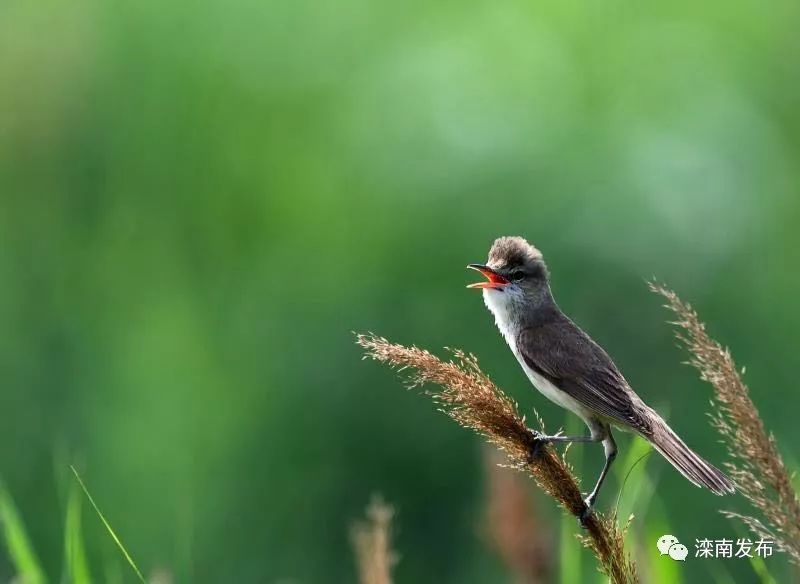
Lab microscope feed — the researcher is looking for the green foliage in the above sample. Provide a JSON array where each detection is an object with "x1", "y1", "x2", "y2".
[
  {"x1": 63, "y1": 480, "x2": 92, "y2": 584},
  {"x1": 0, "y1": 472, "x2": 146, "y2": 584},
  {"x1": 0, "y1": 483, "x2": 47, "y2": 584},
  {"x1": 69, "y1": 467, "x2": 145, "y2": 584}
]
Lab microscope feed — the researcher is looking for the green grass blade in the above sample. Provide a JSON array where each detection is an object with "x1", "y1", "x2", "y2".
[
  {"x1": 728, "y1": 522, "x2": 778, "y2": 584},
  {"x1": 63, "y1": 480, "x2": 92, "y2": 584},
  {"x1": 646, "y1": 499, "x2": 683, "y2": 584},
  {"x1": 559, "y1": 414, "x2": 582, "y2": 584},
  {"x1": 0, "y1": 482, "x2": 47, "y2": 584},
  {"x1": 69, "y1": 466, "x2": 145, "y2": 584},
  {"x1": 748, "y1": 553, "x2": 778, "y2": 584},
  {"x1": 613, "y1": 435, "x2": 657, "y2": 522}
]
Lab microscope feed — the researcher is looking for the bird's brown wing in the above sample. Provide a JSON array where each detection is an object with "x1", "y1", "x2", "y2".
[{"x1": 516, "y1": 319, "x2": 649, "y2": 433}]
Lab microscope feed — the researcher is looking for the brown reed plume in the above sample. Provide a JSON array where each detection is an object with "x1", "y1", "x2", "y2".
[
  {"x1": 351, "y1": 495, "x2": 397, "y2": 584},
  {"x1": 482, "y1": 447, "x2": 551, "y2": 584},
  {"x1": 356, "y1": 333, "x2": 638, "y2": 584},
  {"x1": 650, "y1": 283, "x2": 800, "y2": 564}
]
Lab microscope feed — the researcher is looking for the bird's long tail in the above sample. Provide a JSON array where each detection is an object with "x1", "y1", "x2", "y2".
[{"x1": 647, "y1": 416, "x2": 735, "y2": 495}]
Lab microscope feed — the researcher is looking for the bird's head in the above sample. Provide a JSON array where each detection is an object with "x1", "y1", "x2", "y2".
[{"x1": 467, "y1": 236, "x2": 551, "y2": 314}]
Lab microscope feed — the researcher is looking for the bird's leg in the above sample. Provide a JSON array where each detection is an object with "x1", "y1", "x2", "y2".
[
  {"x1": 545, "y1": 434, "x2": 601, "y2": 443},
  {"x1": 525, "y1": 430, "x2": 600, "y2": 462},
  {"x1": 579, "y1": 430, "x2": 618, "y2": 528}
]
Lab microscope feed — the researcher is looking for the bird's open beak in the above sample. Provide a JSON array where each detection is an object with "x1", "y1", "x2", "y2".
[{"x1": 466, "y1": 264, "x2": 508, "y2": 289}]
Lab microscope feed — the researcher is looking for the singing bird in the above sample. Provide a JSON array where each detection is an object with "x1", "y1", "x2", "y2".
[{"x1": 467, "y1": 236, "x2": 734, "y2": 523}]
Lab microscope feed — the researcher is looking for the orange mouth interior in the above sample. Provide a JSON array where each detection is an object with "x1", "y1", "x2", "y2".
[{"x1": 466, "y1": 266, "x2": 508, "y2": 289}]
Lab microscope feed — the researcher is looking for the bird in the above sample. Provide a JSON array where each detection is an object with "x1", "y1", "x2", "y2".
[{"x1": 466, "y1": 236, "x2": 734, "y2": 523}]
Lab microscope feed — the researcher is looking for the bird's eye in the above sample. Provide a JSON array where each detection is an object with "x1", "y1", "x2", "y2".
[{"x1": 510, "y1": 270, "x2": 525, "y2": 282}]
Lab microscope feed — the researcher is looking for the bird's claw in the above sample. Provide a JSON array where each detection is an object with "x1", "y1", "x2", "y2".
[
  {"x1": 526, "y1": 430, "x2": 550, "y2": 462},
  {"x1": 578, "y1": 498, "x2": 594, "y2": 529}
]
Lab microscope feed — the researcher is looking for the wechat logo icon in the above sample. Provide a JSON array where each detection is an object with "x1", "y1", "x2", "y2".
[{"x1": 657, "y1": 534, "x2": 688, "y2": 561}]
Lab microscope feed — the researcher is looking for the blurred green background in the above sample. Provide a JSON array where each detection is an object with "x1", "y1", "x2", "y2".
[{"x1": 1, "y1": 0, "x2": 799, "y2": 582}]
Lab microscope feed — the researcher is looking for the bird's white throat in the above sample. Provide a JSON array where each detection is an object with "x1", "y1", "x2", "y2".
[{"x1": 482, "y1": 287, "x2": 522, "y2": 346}]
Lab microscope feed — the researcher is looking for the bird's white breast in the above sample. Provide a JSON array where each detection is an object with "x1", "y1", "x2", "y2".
[{"x1": 482, "y1": 288, "x2": 593, "y2": 423}]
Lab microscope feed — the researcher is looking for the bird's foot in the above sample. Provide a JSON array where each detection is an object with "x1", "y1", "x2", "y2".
[
  {"x1": 525, "y1": 430, "x2": 550, "y2": 462},
  {"x1": 578, "y1": 497, "x2": 595, "y2": 529}
]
